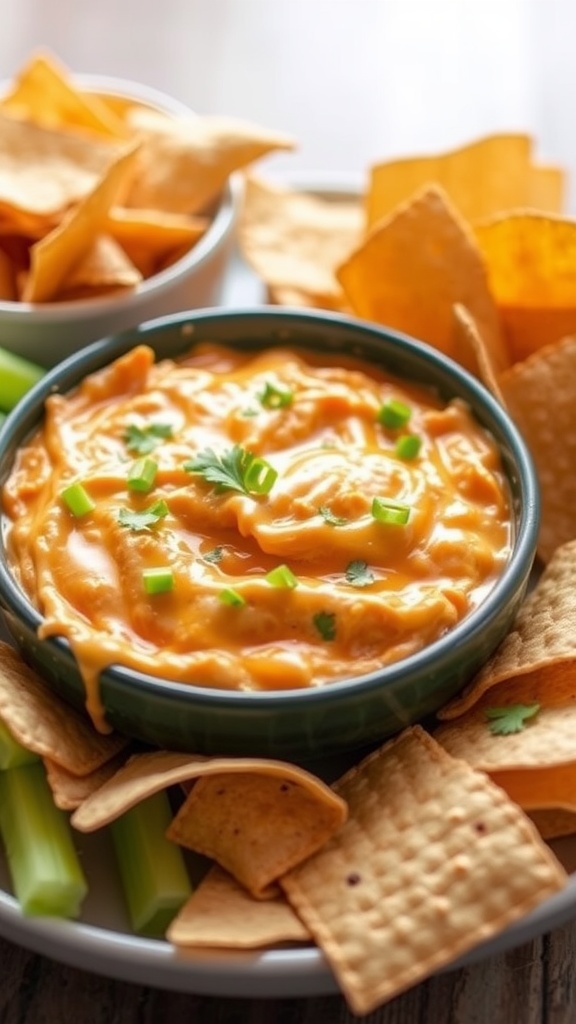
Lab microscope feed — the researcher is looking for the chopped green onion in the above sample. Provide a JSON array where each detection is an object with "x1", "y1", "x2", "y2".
[
  {"x1": 127, "y1": 456, "x2": 158, "y2": 493},
  {"x1": 143, "y1": 567, "x2": 174, "y2": 594},
  {"x1": 60, "y1": 481, "x2": 95, "y2": 517},
  {"x1": 371, "y1": 497, "x2": 411, "y2": 525},
  {"x1": 259, "y1": 381, "x2": 293, "y2": 409},
  {"x1": 110, "y1": 791, "x2": 192, "y2": 937},
  {"x1": 242, "y1": 457, "x2": 278, "y2": 495},
  {"x1": 185, "y1": 445, "x2": 277, "y2": 497},
  {"x1": 219, "y1": 587, "x2": 246, "y2": 607},
  {"x1": 0, "y1": 720, "x2": 39, "y2": 770},
  {"x1": 0, "y1": 761, "x2": 87, "y2": 917},
  {"x1": 265, "y1": 564, "x2": 298, "y2": 589},
  {"x1": 377, "y1": 398, "x2": 411, "y2": 429},
  {"x1": 0, "y1": 346, "x2": 44, "y2": 413},
  {"x1": 394, "y1": 434, "x2": 422, "y2": 460}
]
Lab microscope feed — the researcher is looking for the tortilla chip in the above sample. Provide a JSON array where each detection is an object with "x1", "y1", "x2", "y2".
[
  {"x1": 107, "y1": 206, "x2": 208, "y2": 277},
  {"x1": 22, "y1": 141, "x2": 140, "y2": 302},
  {"x1": 529, "y1": 165, "x2": 566, "y2": 213},
  {"x1": 43, "y1": 748, "x2": 131, "y2": 811},
  {"x1": 0, "y1": 246, "x2": 17, "y2": 300},
  {"x1": 281, "y1": 726, "x2": 566, "y2": 1016},
  {"x1": 0, "y1": 111, "x2": 128, "y2": 222},
  {"x1": 438, "y1": 539, "x2": 576, "y2": 720},
  {"x1": 51, "y1": 233, "x2": 142, "y2": 299},
  {"x1": 239, "y1": 176, "x2": 363, "y2": 307},
  {"x1": 124, "y1": 109, "x2": 295, "y2": 215},
  {"x1": 167, "y1": 863, "x2": 310, "y2": 948},
  {"x1": 367, "y1": 134, "x2": 547, "y2": 227},
  {"x1": 0, "y1": 642, "x2": 127, "y2": 774},
  {"x1": 498, "y1": 336, "x2": 576, "y2": 562},
  {"x1": 1, "y1": 51, "x2": 127, "y2": 139},
  {"x1": 71, "y1": 749, "x2": 346, "y2": 834},
  {"x1": 167, "y1": 769, "x2": 346, "y2": 899},
  {"x1": 527, "y1": 808, "x2": 576, "y2": 840},
  {"x1": 490, "y1": 762, "x2": 576, "y2": 813},
  {"x1": 451, "y1": 303, "x2": 507, "y2": 400},
  {"x1": 337, "y1": 185, "x2": 507, "y2": 370}
]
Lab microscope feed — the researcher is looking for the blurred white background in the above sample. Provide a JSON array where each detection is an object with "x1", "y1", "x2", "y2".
[{"x1": 0, "y1": 0, "x2": 574, "y2": 205}]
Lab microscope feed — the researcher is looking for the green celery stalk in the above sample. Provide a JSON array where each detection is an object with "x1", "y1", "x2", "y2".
[
  {"x1": 0, "y1": 346, "x2": 44, "y2": 413},
  {"x1": 0, "y1": 761, "x2": 87, "y2": 917},
  {"x1": 0, "y1": 719, "x2": 39, "y2": 770},
  {"x1": 110, "y1": 790, "x2": 192, "y2": 936}
]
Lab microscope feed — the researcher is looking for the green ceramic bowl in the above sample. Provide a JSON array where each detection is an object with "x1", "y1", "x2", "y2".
[{"x1": 0, "y1": 308, "x2": 540, "y2": 763}]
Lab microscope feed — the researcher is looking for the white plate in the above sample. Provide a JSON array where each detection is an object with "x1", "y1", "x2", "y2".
[{"x1": 2, "y1": 249, "x2": 576, "y2": 999}]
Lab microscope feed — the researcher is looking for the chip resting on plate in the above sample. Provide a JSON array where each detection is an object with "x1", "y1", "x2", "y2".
[
  {"x1": 280, "y1": 725, "x2": 566, "y2": 1016},
  {"x1": 167, "y1": 863, "x2": 310, "y2": 949},
  {"x1": 438, "y1": 538, "x2": 576, "y2": 722},
  {"x1": 0, "y1": 641, "x2": 128, "y2": 775}
]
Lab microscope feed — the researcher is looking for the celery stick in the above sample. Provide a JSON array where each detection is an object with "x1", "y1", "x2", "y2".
[
  {"x1": 0, "y1": 761, "x2": 87, "y2": 917},
  {"x1": 0, "y1": 719, "x2": 39, "y2": 770},
  {"x1": 110, "y1": 790, "x2": 192, "y2": 936},
  {"x1": 0, "y1": 346, "x2": 44, "y2": 412}
]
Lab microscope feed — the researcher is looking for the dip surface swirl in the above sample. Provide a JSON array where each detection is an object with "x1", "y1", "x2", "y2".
[{"x1": 2, "y1": 342, "x2": 511, "y2": 720}]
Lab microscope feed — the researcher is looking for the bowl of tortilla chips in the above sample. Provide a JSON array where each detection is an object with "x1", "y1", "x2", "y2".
[
  {"x1": 0, "y1": 306, "x2": 539, "y2": 761},
  {"x1": 0, "y1": 52, "x2": 293, "y2": 367}
]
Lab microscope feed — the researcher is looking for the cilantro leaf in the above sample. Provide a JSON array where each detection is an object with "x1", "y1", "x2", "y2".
[
  {"x1": 124, "y1": 422, "x2": 173, "y2": 455},
  {"x1": 345, "y1": 560, "x2": 375, "y2": 587},
  {"x1": 485, "y1": 703, "x2": 541, "y2": 736},
  {"x1": 313, "y1": 611, "x2": 336, "y2": 641},
  {"x1": 184, "y1": 445, "x2": 277, "y2": 496},
  {"x1": 203, "y1": 546, "x2": 224, "y2": 564},
  {"x1": 117, "y1": 499, "x2": 169, "y2": 531},
  {"x1": 318, "y1": 505, "x2": 349, "y2": 527}
]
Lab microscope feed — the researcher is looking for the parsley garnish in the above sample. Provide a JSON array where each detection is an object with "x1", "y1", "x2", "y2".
[
  {"x1": 124, "y1": 422, "x2": 173, "y2": 455},
  {"x1": 485, "y1": 703, "x2": 541, "y2": 735},
  {"x1": 313, "y1": 611, "x2": 336, "y2": 641},
  {"x1": 184, "y1": 445, "x2": 277, "y2": 496},
  {"x1": 117, "y1": 499, "x2": 169, "y2": 531},
  {"x1": 345, "y1": 560, "x2": 375, "y2": 587},
  {"x1": 319, "y1": 505, "x2": 349, "y2": 527}
]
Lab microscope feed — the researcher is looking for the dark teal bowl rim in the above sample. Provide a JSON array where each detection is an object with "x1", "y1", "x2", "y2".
[{"x1": 0, "y1": 307, "x2": 540, "y2": 717}]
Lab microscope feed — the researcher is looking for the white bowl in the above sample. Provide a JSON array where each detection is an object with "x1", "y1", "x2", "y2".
[{"x1": 0, "y1": 75, "x2": 241, "y2": 368}]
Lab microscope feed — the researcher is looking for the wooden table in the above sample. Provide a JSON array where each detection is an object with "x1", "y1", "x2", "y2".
[{"x1": 1, "y1": 921, "x2": 576, "y2": 1023}]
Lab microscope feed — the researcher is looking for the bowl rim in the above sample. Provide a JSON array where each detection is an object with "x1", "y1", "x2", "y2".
[
  {"x1": 0, "y1": 72, "x2": 242, "y2": 321},
  {"x1": 0, "y1": 306, "x2": 540, "y2": 711}
]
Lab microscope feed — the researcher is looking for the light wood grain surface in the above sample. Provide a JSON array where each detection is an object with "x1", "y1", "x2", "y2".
[{"x1": 2, "y1": 2, "x2": 576, "y2": 1019}]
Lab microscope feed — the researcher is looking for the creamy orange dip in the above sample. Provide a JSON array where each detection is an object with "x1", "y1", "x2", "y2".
[{"x1": 3, "y1": 342, "x2": 511, "y2": 724}]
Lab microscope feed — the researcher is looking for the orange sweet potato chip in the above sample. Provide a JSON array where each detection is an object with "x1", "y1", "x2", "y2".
[
  {"x1": 366, "y1": 134, "x2": 563, "y2": 228},
  {"x1": 337, "y1": 185, "x2": 508, "y2": 371},
  {"x1": 167, "y1": 863, "x2": 310, "y2": 948},
  {"x1": 1, "y1": 51, "x2": 127, "y2": 139},
  {"x1": 497, "y1": 336, "x2": 576, "y2": 563},
  {"x1": 475, "y1": 212, "x2": 576, "y2": 362}
]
